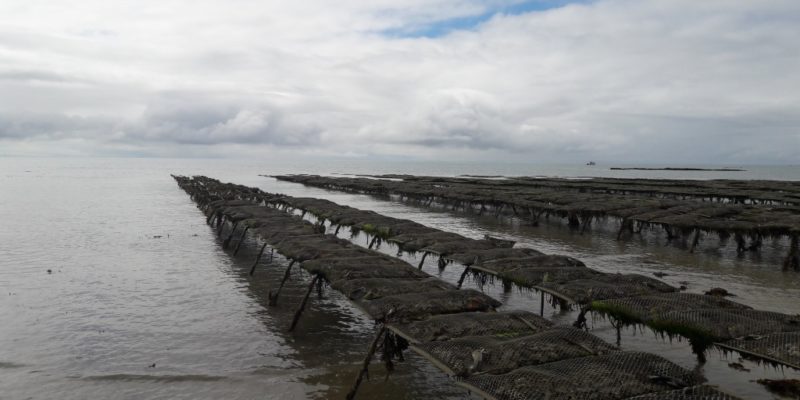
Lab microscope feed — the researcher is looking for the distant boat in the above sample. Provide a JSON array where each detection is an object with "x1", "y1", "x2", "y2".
[{"x1": 586, "y1": 161, "x2": 596, "y2": 166}]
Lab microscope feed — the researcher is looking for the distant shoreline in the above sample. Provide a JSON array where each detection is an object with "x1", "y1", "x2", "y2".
[{"x1": 610, "y1": 167, "x2": 746, "y2": 172}]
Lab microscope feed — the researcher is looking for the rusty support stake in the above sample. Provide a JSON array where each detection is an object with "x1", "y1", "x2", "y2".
[
  {"x1": 502, "y1": 279, "x2": 513, "y2": 293},
  {"x1": 580, "y1": 216, "x2": 591, "y2": 234},
  {"x1": 609, "y1": 317, "x2": 622, "y2": 347},
  {"x1": 345, "y1": 325, "x2": 387, "y2": 400},
  {"x1": 784, "y1": 235, "x2": 799, "y2": 271},
  {"x1": 437, "y1": 255, "x2": 447, "y2": 270},
  {"x1": 689, "y1": 229, "x2": 701, "y2": 253},
  {"x1": 494, "y1": 203, "x2": 504, "y2": 217},
  {"x1": 222, "y1": 221, "x2": 239, "y2": 249},
  {"x1": 206, "y1": 209, "x2": 217, "y2": 225},
  {"x1": 540, "y1": 291, "x2": 545, "y2": 316},
  {"x1": 249, "y1": 243, "x2": 268, "y2": 276},
  {"x1": 417, "y1": 252, "x2": 428, "y2": 270},
  {"x1": 617, "y1": 218, "x2": 633, "y2": 240},
  {"x1": 216, "y1": 216, "x2": 226, "y2": 236},
  {"x1": 664, "y1": 225, "x2": 675, "y2": 242},
  {"x1": 289, "y1": 274, "x2": 320, "y2": 332},
  {"x1": 316, "y1": 276, "x2": 325, "y2": 299},
  {"x1": 456, "y1": 266, "x2": 471, "y2": 289},
  {"x1": 735, "y1": 233, "x2": 747, "y2": 253},
  {"x1": 269, "y1": 260, "x2": 296, "y2": 306},
  {"x1": 573, "y1": 306, "x2": 589, "y2": 330},
  {"x1": 233, "y1": 227, "x2": 250, "y2": 255}
]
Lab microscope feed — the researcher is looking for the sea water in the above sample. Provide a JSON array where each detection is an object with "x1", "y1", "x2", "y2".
[{"x1": 1, "y1": 157, "x2": 799, "y2": 399}]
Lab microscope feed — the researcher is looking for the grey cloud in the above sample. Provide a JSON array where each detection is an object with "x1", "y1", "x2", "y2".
[
  {"x1": 0, "y1": 70, "x2": 75, "y2": 83},
  {"x1": 0, "y1": 0, "x2": 798, "y2": 163},
  {"x1": 0, "y1": 112, "x2": 111, "y2": 140},
  {"x1": 0, "y1": 99, "x2": 322, "y2": 148},
  {"x1": 119, "y1": 95, "x2": 322, "y2": 146}
]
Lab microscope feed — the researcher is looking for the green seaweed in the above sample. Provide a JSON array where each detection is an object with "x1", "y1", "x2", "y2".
[{"x1": 589, "y1": 301, "x2": 644, "y2": 325}]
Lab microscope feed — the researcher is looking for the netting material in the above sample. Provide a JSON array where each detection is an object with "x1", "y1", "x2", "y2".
[
  {"x1": 591, "y1": 293, "x2": 752, "y2": 324},
  {"x1": 421, "y1": 239, "x2": 499, "y2": 257},
  {"x1": 460, "y1": 351, "x2": 704, "y2": 400},
  {"x1": 487, "y1": 267, "x2": 602, "y2": 290},
  {"x1": 174, "y1": 176, "x2": 768, "y2": 398},
  {"x1": 274, "y1": 174, "x2": 800, "y2": 241},
  {"x1": 356, "y1": 289, "x2": 501, "y2": 321},
  {"x1": 591, "y1": 293, "x2": 800, "y2": 344},
  {"x1": 536, "y1": 274, "x2": 676, "y2": 303},
  {"x1": 413, "y1": 326, "x2": 618, "y2": 376},
  {"x1": 177, "y1": 177, "x2": 502, "y2": 324},
  {"x1": 479, "y1": 255, "x2": 587, "y2": 272},
  {"x1": 331, "y1": 277, "x2": 456, "y2": 301},
  {"x1": 303, "y1": 260, "x2": 430, "y2": 282},
  {"x1": 388, "y1": 311, "x2": 552, "y2": 344},
  {"x1": 448, "y1": 247, "x2": 544, "y2": 265},
  {"x1": 623, "y1": 385, "x2": 742, "y2": 399},
  {"x1": 652, "y1": 309, "x2": 800, "y2": 341},
  {"x1": 716, "y1": 332, "x2": 800, "y2": 369}
]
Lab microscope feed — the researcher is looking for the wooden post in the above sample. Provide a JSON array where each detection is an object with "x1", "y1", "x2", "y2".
[
  {"x1": 345, "y1": 326, "x2": 386, "y2": 400},
  {"x1": 368, "y1": 235, "x2": 378, "y2": 249},
  {"x1": 233, "y1": 227, "x2": 250, "y2": 255},
  {"x1": 289, "y1": 274, "x2": 320, "y2": 332},
  {"x1": 269, "y1": 260, "x2": 296, "y2": 306},
  {"x1": 333, "y1": 224, "x2": 342, "y2": 235},
  {"x1": 249, "y1": 243, "x2": 268, "y2": 276}
]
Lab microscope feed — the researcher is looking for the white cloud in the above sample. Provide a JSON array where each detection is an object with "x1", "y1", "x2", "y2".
[{"x1": 0, "y1": 0, "x2": 798, "y2": 163}]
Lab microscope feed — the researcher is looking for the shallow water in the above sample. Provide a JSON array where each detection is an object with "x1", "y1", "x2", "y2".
[{"x1": 1, "y1": 157, "x2": 799, "y2": 399}]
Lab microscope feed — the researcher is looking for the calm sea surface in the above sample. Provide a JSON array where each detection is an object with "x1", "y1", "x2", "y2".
[{"x1": 1, "y1": 158, "x2": 799, "y2": 399}]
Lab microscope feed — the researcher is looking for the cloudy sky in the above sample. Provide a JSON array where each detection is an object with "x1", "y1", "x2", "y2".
[{"x1": 1, "y1": 0, "x2": 798, "y2": 163}]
